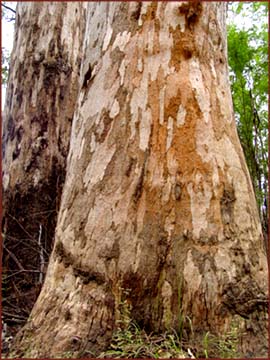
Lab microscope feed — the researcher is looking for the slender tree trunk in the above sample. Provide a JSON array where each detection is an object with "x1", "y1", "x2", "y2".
[
  {"x1": 10, "y1": 2, "x2": 267, "y2": 358},
  {"x1": 2, "y1": 1, "x2": 86, "y2": 330}
]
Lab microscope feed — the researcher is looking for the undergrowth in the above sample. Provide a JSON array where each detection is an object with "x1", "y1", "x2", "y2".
[
  {"x1": 98, "y1": 291, "x2": 188, "y2": 358},
  {"x1": 97, "y1": 323, "x2": 240, "y2": 359},
  {"x1": 96, "y1": 290, "x2": 241, "y2": 359},
  {"x1": 98, "y1": 324, "x2": 188, "y2": 359},
  {"x1": 4, "y1": 290, "x2": 241, "y2": 359},
  {"x1": 202, "y1": 320, "x2": 240, "y2": 358}
]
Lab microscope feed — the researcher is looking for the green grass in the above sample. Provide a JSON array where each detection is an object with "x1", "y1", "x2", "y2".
[
  {"x1": 98, "y1": 289, "x2": 187, "y2": 358},
  {"x1": 98, "y1": 322, "x2": 241, "y2": 359},
  {"x1": 97, "y1": 288, "x2": 241, "y2": 359},
  {"x1": 98, "y1": 325, "x2": 187, "y2": 359},
  {"x1": 201, "y1": 320, "x2": 241, "y2": 359}
]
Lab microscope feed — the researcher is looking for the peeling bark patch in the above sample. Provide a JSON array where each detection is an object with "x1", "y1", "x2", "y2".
[
  {"x1": 222, "y1": 278, "x2": 267, "y2": 318},
  {"x1": 83, "y1": 143, "x2": 116, "y2": 188},
  {"x1": 159, "y1": 87, "x2": 165, "y2": 125},
  {"x1": 137, "y1": 58, "x2": 143, "y2": 72},
  {"x1": 55, "y1": 241, "x2": 106, "y2": 285},
  {"x1": 7, "y1": 115, "x2": 15, "y2": 141},
  {"x1": 119, "y1": 60, "x2": 126, "y2": 85},
  {"x1": 30, "y1": 112, "x2": 48, "y2": 136},
  {"x1": 187, "y1": 176, "x2": 212, "y2": 238},
  {"x1": 64, "y1": 310, "x2": 72, "y2": 321},
  {"x1": 94, "y1": 111, "x2": 113, "y2": 144},
  {"x1": 112, "y1": 31, "x2": 131, "y2": 52},
  {"x1": 161, "y1": 280, "x2": 173, "y2": 329},
  {"x1": 189, "y1": 58, "x2": 210, "y2": 124},
  {"x1": 109, "y1": 99, "x2": 120, "y2": 118},
  {"x1": 54, "y1": 241, "x2": 74, "y2": 268},
  {"x1": 125, "y1": 157, "x2": 136, "y2": 177},
  {"x1": 133, "y1": 151, "x2": 148, "y2": 203},
  {"x1": 99, "y1": 238, "x2": 120, "y2": 261},
  {"x1": 103, "y1": 23, "x2": 113, "y2": 52},
  {"x1": 43, "y1": 56, "x2": 72, "y2": 90},
  {"x1": 16, "y1": 126, "x2": 24, "y2": 144},
  {"x1": 178, "y1": 1, "x2": 202, "y2": 29},
  {"x1": 73, "y1": 267, "x2": 105, "y2": 285},
  {"x1": 139, "y1": 107, "x2": 152, "y2": 151},
  {"x1": 82, "y1": 63, "x2": 92, "y2": 88},
  {"x1": 220, "y1": 184, "x2": 235, "y2": 225},
  {"x1": 12, "y1": 144, "x2": 21, "y2": 160},
  {"x1": 134, "y1": 166, "x2": 145, "y2": 203},
  {"x1": 166, "y1": 116, "x2": 174, "y2": 151},
  {"x1": 176, "y1": 105, "x2": 186, "y2": 127},
  {"x1": 131, "y1": 2, "x2": 142, "y2": 21},
  {"x1": 174, "y1": 183, "x2": 181, "y2": 200},
  {"x1": 183, "y1": 250, "x2": 202, "y2": 294}
]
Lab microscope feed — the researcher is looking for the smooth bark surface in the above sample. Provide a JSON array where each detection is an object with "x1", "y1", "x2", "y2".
[{"x1": 8, "y1": 2, "x2": 267, "y2": 358}]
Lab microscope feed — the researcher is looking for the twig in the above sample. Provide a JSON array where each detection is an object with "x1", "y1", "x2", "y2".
[
  {"x1": 3, "y1": 269, "x2": 40, "y2": 280},
  {"x1": 5, "y1": 215, "x2": 50, "y2": 256},
  {"x1": 38, "y1": 224, "x2": 44, "y2": 284},
  {"x1": 2, "y1": 310, "x2": 27, "y2": 321},
  {"x1": 7, "y1": 213, "x2": 34, "y2": 240},
  {"x1": 2, "y1": 3, "x2": 16, "y2": 15},
  {"x1": 25, "y1": 209, "x2": 56, "y2": 218},
  {"x1": 3, "y1": 244, "x2": 24, "y2": 271},
  {"x1": 8, "y1": 236, "x2": 50, "y2": 257},
  {"x1": 2, "y1": 317, "x2": 25, "y2": 324}
]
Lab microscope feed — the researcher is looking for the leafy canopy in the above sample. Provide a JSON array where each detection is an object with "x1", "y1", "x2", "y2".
[{"x1": 227, "y1": 2, "x2": 268, "y2": 236}]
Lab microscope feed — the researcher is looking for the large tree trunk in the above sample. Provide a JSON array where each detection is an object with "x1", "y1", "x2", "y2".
[
  {"x1": 9, "y1": 2, "x2": 267, "y2": 358},
  {"x1": 2, "y1": 1, "x2": 86, "y2": 331}
]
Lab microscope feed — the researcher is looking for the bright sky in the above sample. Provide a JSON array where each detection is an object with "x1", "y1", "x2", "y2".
[
  {"x1": 2, "y1": 18, "x2": 14, "y2": 52},
  {"x1": 2, "y1": 2, "x2": 16, "y2": 110}
]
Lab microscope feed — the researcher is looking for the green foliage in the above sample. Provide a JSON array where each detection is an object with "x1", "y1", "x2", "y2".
[
  {"x1": 2, "y1": 2, "x2": 16, "y2": 88},
  {"x1": 2, "y1": 47, "x2": 10, "y2": 85},
  {"x1": 202, "y1": 321, "x2": 240, "y2": 359},
  {"x1": 99, "y1": 325, "x2": 187, "y2": 359},
  {"x1": 99, "y1": 316, "x2": 241, "y2": 359},
  {"x1": 98, "y1": 289, "x2": 241, "y2": 359},
  {"x1": 98, "y1": 289, "x2": 187, "y2": 359},
  {"x1": 227, "y1": 2, "x2": 268, "y2": 236}
]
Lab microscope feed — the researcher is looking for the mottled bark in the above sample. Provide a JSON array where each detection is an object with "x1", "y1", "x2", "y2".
[
  {"x1": 10, "y1": 2, "x2": 267, "y2": 358},
  {"x1": 2, "y1": 1, "x2": 86, "y2": 330}
]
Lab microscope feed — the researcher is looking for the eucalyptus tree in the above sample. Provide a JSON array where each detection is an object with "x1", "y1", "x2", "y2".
[
  {"x1": 4, "y1": 2, "x2": 267, "y2": 358},
  {"x1": 2, "y1": 0, "x2": 87, "y2": 331},
  {"x1": 227, "y1": 2, "x2": 268, "y2": 243}
]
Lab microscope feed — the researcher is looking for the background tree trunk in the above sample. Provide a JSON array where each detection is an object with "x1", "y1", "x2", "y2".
[
  {"x1": 9, "y1": 2, "x2": 267, "y2": 358},
  {"x1": 2, "y1": 1, "x2": 86, "y2": 334}
]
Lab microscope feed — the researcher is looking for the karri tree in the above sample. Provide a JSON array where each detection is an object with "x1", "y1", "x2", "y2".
[
  {"x1": 3, "y1": 2, "x2": 268, "y2": 358},
  {"x1": 2, "y1": 2, "x2": 87, "y2": 323}
]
